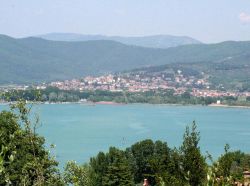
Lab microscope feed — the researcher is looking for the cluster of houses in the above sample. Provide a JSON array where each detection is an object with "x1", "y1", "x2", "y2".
[
  {"x1": 1, "y1": 71, "x2": 249, "y2": 99},
  {"x1": 49, "y1": 72, "x2": 208, "y2": 93},
  {"x1": 47, "y1": 73, "x2": 250, "y2": 98}
]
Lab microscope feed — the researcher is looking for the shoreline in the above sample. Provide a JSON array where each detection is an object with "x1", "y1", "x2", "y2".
[
  {"x1": 1, "y1": 101, "x2": 250, "y2": 109},
  {"x1": 94, "y1": 101, "x2": 125, "y2": 105},
  {"x1": 208, "y1": 103, "x2": 250, "y2": 109}
]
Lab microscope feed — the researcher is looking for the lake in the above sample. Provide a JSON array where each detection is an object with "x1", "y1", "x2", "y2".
[{"x1": 1, "y1": 103, "x2": 250, "y2": 168}]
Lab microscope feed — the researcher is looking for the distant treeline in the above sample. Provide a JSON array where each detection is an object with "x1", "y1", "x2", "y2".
[
  {"x1": 1, "y1": 87, "x2": 250, "y2": 106},
  {"x1": 1, "y1": 101, "x2": 249, "y2": 185}
]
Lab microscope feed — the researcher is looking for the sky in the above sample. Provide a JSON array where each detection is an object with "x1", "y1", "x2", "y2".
[{"x1": 0, "y1": 0, "x2": 250, "y2": 43}]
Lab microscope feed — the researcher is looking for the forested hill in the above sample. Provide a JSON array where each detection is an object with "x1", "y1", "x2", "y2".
[
  {"x1": 37, "y1": 33, "x2": 201, "y2": 48},
  {"x1": 0, "y1": 34, "x2": 250, "y2": 84}
]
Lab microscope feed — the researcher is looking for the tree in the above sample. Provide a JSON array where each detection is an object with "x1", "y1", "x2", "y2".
[
  {"x1": 64, "y1": 161, "x2": 92, "y2": 186},
  {"x1": 90, "y1": 147, "x2": 134, "y2": 186},
  {"x1": 49, "y1": 92, "x2": 58, "y2": 102},
  {"x1": 102, "y1": 147, "x2": 134, "y2": 186},
  {"x1": 41, "y1": 94, "x2": 48, "y2": 102},
  {"x1": 126, "y1": 139, "x2": 171, "y2": 185},
  {"x1": 180, "y1": 121, "x2": 207, "y2": 186},
  {"x1": 163, "y1": 148, "x2": 186, "y2": 185},
  {"x1": 89, "y1": 151, "x2": 108, "y2": 185},
  {"x1": 127, "y1": 139, "x2": 155, "y2": 184},
  {"x1": 0, "y1": 100, "x2": 64, "y2": 185},
  {"x1": 213, "y1": 146, "x2": 250, "y2": 183}
]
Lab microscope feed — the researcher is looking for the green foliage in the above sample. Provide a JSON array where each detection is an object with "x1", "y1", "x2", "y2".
[
  {"x1": 88, "y1": 135, "x2": 208, "y2": 186},
  {"x1": 165, "y1": 148, "x2": 187, "y2": 185},
  {"x1": 0, "y1": 88, "x2": 215, "y2": 105},
  {"x1": 89, "y1": 151, "x2": 107, "y2": 185},
  {"x1": 3, "y1": 87, "x2": 250, "y2": 107},
  {"x1": 126, "y1": 139, "x2": 171, "y2": 185},
  {"x1": 180, "y1": 121, "x2": 207, "y2": 186},
  {"x1": 0, "y1": 100, "x2": 64, "y2": 185},
  {"x1": 212, "y1": 146, "x2": 250, "y2": 183},
  {"x1": 64, "y1": 161, "x2": 92, "y2": 186},
  {"x1": 90, "y1": 147, "x2": 134, "y2": 186},
  {"x1": 102, "y1": 147, "x2": 134, "y2": 186}
]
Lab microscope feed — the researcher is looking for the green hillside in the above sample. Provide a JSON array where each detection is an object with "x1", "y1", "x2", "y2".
[
  {"x1": 0, "y1": 34, "x2": 250, "y2": 84},
  {"x1": 128, "y1": 53, "x2": 250, "y2": 91}
]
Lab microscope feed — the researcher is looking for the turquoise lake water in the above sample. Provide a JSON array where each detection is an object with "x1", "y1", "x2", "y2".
[{"x1": 1, "y1": 104, "x2": 250, "y2": 168}]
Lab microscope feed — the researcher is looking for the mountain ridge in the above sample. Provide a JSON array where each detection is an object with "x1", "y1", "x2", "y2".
[
  {"x1": 36, "y1": 33, "x2": 202, "y2": 48},
  {"x1": 0, "y1": 34, "x2": 250, "y2": 84}
]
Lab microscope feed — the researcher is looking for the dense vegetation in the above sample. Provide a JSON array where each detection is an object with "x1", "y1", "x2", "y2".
[
  {"x1": 0, "y1": 101, "x2": 250, "y2": 185},
  {"x1": 2, "y1": 88, "x2": 250, "y2": 106},
  {"x1": 0, "y1": 34, "x2": 250, "y2": 84},
  {"x1": 0, "y1": 101, "x2": 63, "y2": 185}
]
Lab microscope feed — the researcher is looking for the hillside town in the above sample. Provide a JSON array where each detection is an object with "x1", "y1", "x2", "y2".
[
  {"x1": 1, "y1": 70, "x2": 250, "y2": 99},
  {"x1": 45, "y1": 71, "x2": 250, "y2": 98}
]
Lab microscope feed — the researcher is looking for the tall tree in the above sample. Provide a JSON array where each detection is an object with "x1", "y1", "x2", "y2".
[
  {"x1": 102, "y1": 147, "x2": 134, "y2": 186},
  {"x1": 180, "y1": 121, "x2": 207, "y2": 186},
  {"x1": 89, "y1": 151, "x2": 108, "y2": 185}
]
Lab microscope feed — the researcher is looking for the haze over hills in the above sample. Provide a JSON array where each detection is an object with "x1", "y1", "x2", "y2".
[
  {"x1": 0, "y1": 34, "x2": 250, "y2": 85},
  {"x1": 37, "y1": 33, "x2": 202, "y2": 48}
]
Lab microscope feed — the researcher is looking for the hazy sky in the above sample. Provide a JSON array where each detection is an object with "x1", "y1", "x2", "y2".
[{"x1": 1, "y1": 0, "x2": 250, "y2": 43}]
